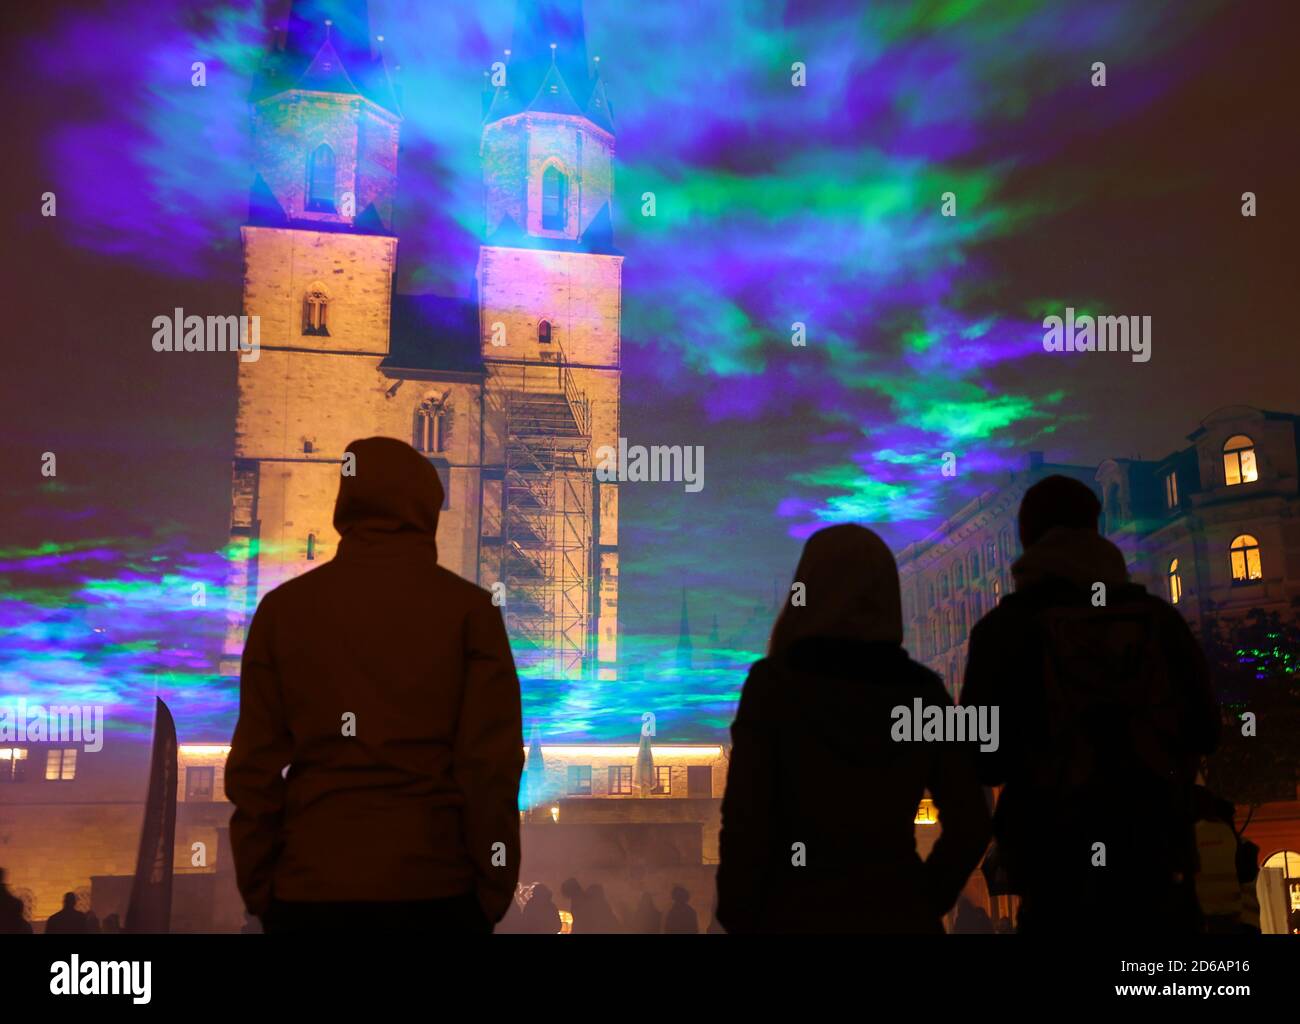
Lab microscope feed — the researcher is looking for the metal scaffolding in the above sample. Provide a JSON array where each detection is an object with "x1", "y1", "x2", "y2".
[{"x1": 492, "y1": 345, "x2": 592, "y2": 680}]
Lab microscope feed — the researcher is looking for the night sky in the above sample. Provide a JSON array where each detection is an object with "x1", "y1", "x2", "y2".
[{"x1": 2, "y1": 0, "x2": 1297, "y2": 740}]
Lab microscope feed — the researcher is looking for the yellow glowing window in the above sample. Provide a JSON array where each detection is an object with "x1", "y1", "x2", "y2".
[
  {"x1": 1229, "y1": 535, "x2": 1262, "y2": 582},
  {"x1": 1168, "y1": 558, "x2": 1182, "y2": 604},
  {"x1": 1164, "y1": 471, "x2": 1178, "y2": 508},
  {"x1": 303, "y1": 289, "x2": 329, "y2": 336},
  {"x1": 0, "y1": 747, "x2": 29, "y2": 782},
  {"x1": 1223, "y1": 435, "x2": 1258, "y2": 486},
  {"x1": 45, "y1": 748, "x2": 77, "y2": 781},
  {"x1": 915, "y1": 798, "x2": 938, "y2": 826}
]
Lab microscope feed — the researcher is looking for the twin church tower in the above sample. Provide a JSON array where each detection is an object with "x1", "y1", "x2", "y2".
[{"x1": 225, "y1": 0, "x2": 621, "y2": 681}]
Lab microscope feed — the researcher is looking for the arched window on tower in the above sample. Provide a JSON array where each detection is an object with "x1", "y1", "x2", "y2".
[
  {"x1": 538, "y1": 319, "x2": 553, "y2": 345},
  {"x1": 303, "y1": 287, "x2": 329, "y2": 336},
  {"x1": 307, "y1": 144, "x2": 337, "y2": 212},
  {"x1": 541, "y1": 165, "x2": 568, "y2": 231},
  {"x1": 1223, "y1": 435, "x2": 1259, "y2": 486},
  {"x1": 1168, "y1": 558, "x2": 1182, "y2": 604},
  {"x1": 1229, "y1": 534, "x2": 1263, "y2": 583}
]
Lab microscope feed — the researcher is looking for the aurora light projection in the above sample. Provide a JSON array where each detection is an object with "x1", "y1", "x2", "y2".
[{"x1": 5, "y1": 0, "x2": 1295, "y2": 743}]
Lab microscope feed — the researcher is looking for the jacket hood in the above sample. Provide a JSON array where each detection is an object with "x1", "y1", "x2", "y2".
[
  {"x1": 332, "y1": 437, "x2": 443, "y2": 553},
  {"x1": 769, "y1": 524, "x2": 903, "y2": 654},
  {"x1": 1011, "y1": 525, "x2": 1128, "y2": 591}
]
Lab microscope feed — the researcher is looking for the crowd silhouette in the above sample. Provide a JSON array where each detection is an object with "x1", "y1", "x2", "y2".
[{"x1": 5, "y1": 450, "x2": 1265, "y2": 935}]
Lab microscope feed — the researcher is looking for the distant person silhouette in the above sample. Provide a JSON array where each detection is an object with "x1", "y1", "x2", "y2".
[
  {"x1": 717, "y1": 525, "x2": 992, "y2": 934},
  {"x1": 952, "y1": 896, "x2": 993, "y2": 934},
  {"x1": 630, "y1": 892, "x2": 663, "y2": 934},
  {"x1": 580, "y1": 884, "x2": 622, "y2": 934},
  {"x1": 227, "y1": 437, "x2": 524, "y2": 934},
  {"x1": 961, "y1": 475, "x2": 1220, "y2": 934},
  {"x1": 44, "y1": 892, "x2": 88, "y2": 935},
  {"x1": 663, "y1": 885, "x2": 698, "y2": 934},
  {"x1": 519, "y1": 884, "x2": 561, "y2": 934},
  {"x1": 0, "y1": 869, "x2": 30, "y2": 934},
  {"x1": 559, "y1": 877, "x2": 587, "y2": 932}
]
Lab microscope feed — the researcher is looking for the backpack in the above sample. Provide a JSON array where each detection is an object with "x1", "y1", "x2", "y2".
[{"x1": 1032, "y1": 601, "x2": 1194, "y2": 874}]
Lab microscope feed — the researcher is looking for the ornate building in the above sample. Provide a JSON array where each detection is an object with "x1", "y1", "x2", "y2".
[{"x1": 224, "y1": 0, "x2": 621, "y2": 681}]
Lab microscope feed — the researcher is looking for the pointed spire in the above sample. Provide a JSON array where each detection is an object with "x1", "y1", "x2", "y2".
[
  {"x1": 486, "y1": 0, "x2": 604, "y2": 128},
  {"x1": 676, "y1": 586, "x2": 693, "y2": 671},
  {"x1": 253, "y1": 0, "x2": 398, "y2": 114}
]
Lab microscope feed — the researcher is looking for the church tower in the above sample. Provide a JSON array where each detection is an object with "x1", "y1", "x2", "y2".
[
  {"x1": 224, "y1": 0, "x2": 402, "y2": 667},
  {"x1": 478, "y1": 0, "x2": 621, "y2": 681}
]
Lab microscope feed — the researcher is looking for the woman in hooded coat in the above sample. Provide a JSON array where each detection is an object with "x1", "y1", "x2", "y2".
[{"x1": 715, "y1": 524, "x2": 991, "y2": 933}]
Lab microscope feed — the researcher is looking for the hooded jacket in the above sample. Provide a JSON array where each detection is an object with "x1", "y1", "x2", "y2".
[
  {"x1": 717, "y1": 526, "x2": 992, "y2": 934},
  {"x1": 960, "y1": 526, "x2": 1219, "y2": 892},
  {"x1": 226, "y1": 437, "x2": 524, "y2": 923}
]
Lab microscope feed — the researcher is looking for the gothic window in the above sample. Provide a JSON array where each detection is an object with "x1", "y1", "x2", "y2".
[
  {"x1": 303, "y1": 288, "x2": 329, "y2": 336},
  {"x1": 306, "y1": 533, "x2": 316, "y2": 561},
  {"x1": 953, "y1": 561, "x2": 964, "y2": 590},
  {"x1": 1168, "y1": 558, "x2": 1182, "y2": 604},
  {"x1": 1164, "y1": 471, "x2": 1179, "y2": 508},
  {"x1": 969, "y1": 551, "x2": 981, "y2": 579},
  {"x1": 538, "y1": 319, "x2": 553, "y2": 345},
  {"x1": 542, "y1": 164, "x2": 567, "y2": 231},
  {"x1": 957, "y1": 602, "x2": 968, "y2": 640},
  {"x1": 986, "y1": 539, "x2": 997, "y2": 569},
  {"x1": 939, "y1": 573, "x2": 950, "y2": 600},
  {"x1": 415, "y1": 397, "x2": 450, "y2": 454},
  {"x1": 307, "y1": 144, "x2": 336, "y2": 212},
  {"x1": 1229, "y1": 534, "x2": 1262, "y2": 583},
  {"x1": 1223, "y1": 435, "x2": 1258, "y2": 487},
  {"x1": 991, "y1": 577, "x2": 1002, "y2": 603}
]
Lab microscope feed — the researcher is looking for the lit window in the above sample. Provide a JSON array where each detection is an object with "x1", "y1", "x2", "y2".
[
  {"x1": 541, "y1": 165, "x2": 567, "y2": 231},
  {"x1": 1165, "y1": 471, "x2": 1179, "y2": 508},
  {"x1": 1168, "y1": 558, "x2": 1182, "y2": 604},
  {"x1": 307, "y1": 144, "x2": 336, "y2": 212},
  {"x1": 567, "y1": 765, "x2": 592, "y2": 795},
  {"x1": 186, "y1": 765, "x2": 215, "y2": 801},
  {"x1": 991, "y1": 578, "x2": 1002, "y2": 602},
  {"x1": 45, "y1": 748, "x2": 77, "y2": 781},
  {"x1": 652, "y1": 766, "x2": 671, "y2": 795},
  {"x1": 303, "y1": 289, "x2": 329, "y2": 336},
  {"x1": 1229, "y1": 534, "x2": 1263, "y2": 583},
  {"x1": 608, "y1": 765, "x2": 633, "y2": 795},
  {"x1": 538, "y1": 320, "x2": 552, "y2": 345},
  {"x1": 0, "y1": 748, "x2": 29, "y2": 782},
  {"x1": 1223, "y1": 435, "x2": 1258, "y2": 487}
]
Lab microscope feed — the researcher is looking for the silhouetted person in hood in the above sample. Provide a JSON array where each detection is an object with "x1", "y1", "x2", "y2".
[
  {"x1": 717, "y1": 525, "x2": 991, "y2": 934},
  {"x1": 961, "y1": 476, "x2": 1219, "y2": 934},
  {"x1": 227, "y1": 437, "x2": 524, "y2": 933},
  {"x1": 44, "y1": 892, "x2": 87, "y2": 934}
]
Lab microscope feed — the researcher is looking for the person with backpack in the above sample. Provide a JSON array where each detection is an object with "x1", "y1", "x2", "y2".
[{"x1": 960, "y1": 475, "x2": 1220, "y2": 934}]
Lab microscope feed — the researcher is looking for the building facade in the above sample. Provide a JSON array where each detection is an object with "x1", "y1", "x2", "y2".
[
  {"x1": 224, "y1": 0, "x2": 621, "y2": 681},
  {"x1": 897, "y1": 406, "x2": 1300, "y2": 928}
]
